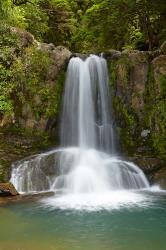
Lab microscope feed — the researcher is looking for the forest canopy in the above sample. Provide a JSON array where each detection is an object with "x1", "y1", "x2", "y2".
[{"x1": 0, "y1": 0, "x2": 166, "y2": 52}]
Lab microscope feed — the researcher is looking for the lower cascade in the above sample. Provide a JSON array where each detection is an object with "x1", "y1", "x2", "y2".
[{"x1": 11, "y1": 55, "x2": 150, "y2": 195}]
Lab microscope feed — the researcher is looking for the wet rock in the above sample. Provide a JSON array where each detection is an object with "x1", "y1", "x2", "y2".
[
  {"x1": 129, "y1": 157, "x2": 164, "y2": 174},
  {"x1": 153, "y1": 168, "x2": 166, "y2": 189},
  {"x1": 11, "y1": 151, "x2": 61, "y2": 192},
  {"x1": 129, "y1": 157, "x2": 165, "y2": 186},
  {"x1": 0, "y1": 183, "x2": 19, "y2": 196},
  {"x1": 71, "y1": 53, "x2": 88, "y2": 60},
  {"x1": 103, "y1": 49, "x2": 121, "y2": 59}
]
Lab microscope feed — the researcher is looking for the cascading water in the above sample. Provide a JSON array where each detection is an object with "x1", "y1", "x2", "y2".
[
  {"x1": 11, "y1": 55, "x2": 150, "y2": 203},
  {"x1": 60, "y1": 56, "x2": 115, "y2": 153}
]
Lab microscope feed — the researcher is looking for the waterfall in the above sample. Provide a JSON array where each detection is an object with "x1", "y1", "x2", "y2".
[
  {"x1": 61, "y1": 56, "x2": 114, "y2": 153},
  {"x1": 10, "y1": 55, "x2": 150, "y2": 194}
]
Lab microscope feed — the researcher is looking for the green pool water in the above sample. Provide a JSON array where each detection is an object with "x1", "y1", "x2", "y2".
[{"x1": 0, "y1": 191, "x2": 166, "y2": 250}]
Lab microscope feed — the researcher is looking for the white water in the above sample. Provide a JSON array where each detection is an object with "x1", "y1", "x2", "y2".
[{"x1": 11, "y1": 55, "x2": 153, "y2": 209}]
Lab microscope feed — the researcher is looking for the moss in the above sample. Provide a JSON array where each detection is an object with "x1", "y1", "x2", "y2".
[
  {"x1": 108, "y1": 60, "x2": 116, "y2": 88},
  {"x1": 116, "y1": 55, "x2": 131, "y2": 66},
  {"x1": 159, "y1": 74, "x2": 166, "y2": 95},
  {"x1": 46, "y1": 70, "x2": 66, "y2": 117},
  {"x1": 142, "y1": 65, "x2": 166, "y2": 159},
  {"x1": 112, "y1": 96, "x2": 137, "y2": 154},
  {"x1": 108, "y1": 56, "x2": 130, "y2": 89},
  {"x1": 0, "y1": 159, "x2": 8, "y2": 182}
]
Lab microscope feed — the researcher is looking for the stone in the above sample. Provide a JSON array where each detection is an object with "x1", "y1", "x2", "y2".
[
  {"x1": 0, "y1": 183, "x2": 19, "y2": 196},
  {"x1": 102, "y1": 49, "x2": 121, "y2": 59},
  {"x1": 22, "y1": 103, "x2": 33, "y2": 119},
  {"x1": 11, "y1": 27, "x2": 35, "y2": 48},
  {"x1": 153, "y1": 168, "x2": 166, "y2": 189},
  {"x1": 152, "y1": 55, "x2": 166, "y2": 94},
  {"x1": 141, "y1": 130, "x2": 150, "y2": 138},
  {"x1": 38, "y1": 43, "x2": 71, "y2": 82},
  {"x1": 25, "y1": 119, "x2": 37, "y2": 129},
  {"x1": 71, "y1": 53, "x2": 88, "y2": 60},
  {"x1": 152, "y1": 55, "x2": 166, "y2": 76},
  {"x1": 0, "y1": 114, "x2": 14, "y2": 127},
  {"x1": 129, "y1": 157, "x2": 164, "y2": 177},
  {"x1": 160, "y1": 41, "x2": 166, "y2": 55},
  {"x1": 38, "y1": 118, "x2": 47, "y2": 131}
]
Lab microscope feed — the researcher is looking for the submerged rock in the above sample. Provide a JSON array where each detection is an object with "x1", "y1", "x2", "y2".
[{"x1": 0, "y1": 183, "x2": 19, "y2": 196}]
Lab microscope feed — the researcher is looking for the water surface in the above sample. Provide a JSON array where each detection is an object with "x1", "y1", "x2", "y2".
[{"x1": 0, "y1": 191, "x2": 166, "y2": 250}]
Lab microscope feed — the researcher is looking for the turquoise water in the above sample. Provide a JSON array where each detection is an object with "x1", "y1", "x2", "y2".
[{"x1": 0, "y1": 191, "x2": 166, "y2": 250}]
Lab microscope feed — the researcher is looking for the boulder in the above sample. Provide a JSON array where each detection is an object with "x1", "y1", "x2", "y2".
[
  {"x1": 38, "y1": 43, "x2": 71, "y2": 81},
  {"x1": 11, "y1": 27, "x2": 35, "y2": 48},
  {"x1": 0, "y1": 183, "x2": 19, "y2": 196}
]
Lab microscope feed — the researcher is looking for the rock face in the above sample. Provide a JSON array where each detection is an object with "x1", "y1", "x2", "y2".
[
  {"x1": 0, "y1": 183, "x2": 18, "y2": 196},
  {"x1": 38, "y1": 44, "x2": 71, "y2": 80},
  {"x1": 11, "y1": 27, "x2": 35, "y2": 47},
  {"x1": 106, "y1": 42, "x2": 166, "y2": 185},
  {"x1": 17, "y1": 42, "x2": 71, "y2": 132},
  {"x1": 106, "y1": 42, "x2": 166, "y2": 154}
]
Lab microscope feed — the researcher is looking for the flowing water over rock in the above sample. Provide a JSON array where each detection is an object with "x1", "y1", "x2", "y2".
[{"x1": 11, "y1": 55, "x2": 151, "y2": 209}]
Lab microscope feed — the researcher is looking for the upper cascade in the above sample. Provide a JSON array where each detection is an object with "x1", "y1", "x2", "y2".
[{"x1": 61, "y1": 55, "x2": 115, "y2": 154}]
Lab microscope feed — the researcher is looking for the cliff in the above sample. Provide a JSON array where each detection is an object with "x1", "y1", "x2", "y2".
[{"x1": 105, "y1": 42, "x2": 166, "y2": 186}]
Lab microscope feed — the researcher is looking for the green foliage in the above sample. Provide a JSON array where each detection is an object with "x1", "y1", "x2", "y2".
[
  {"x1": 0, "y1": 0, "x2": 166, "y2": 51},
  {"x1": 71, "y1": 0, "x2": 166, "y2": 52},
  {"x1": 40, "y1": 0, "x2": 76, "y2": 46},
  {"x1": 0, "y1": 24, "x2": 19, "y2": 115},
  {"x1": 20, "y1": 1, "x2": 49, "y2": 40},
  {"x1": 10, "y1": 46, "x2": 54, "y2": 118}
]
